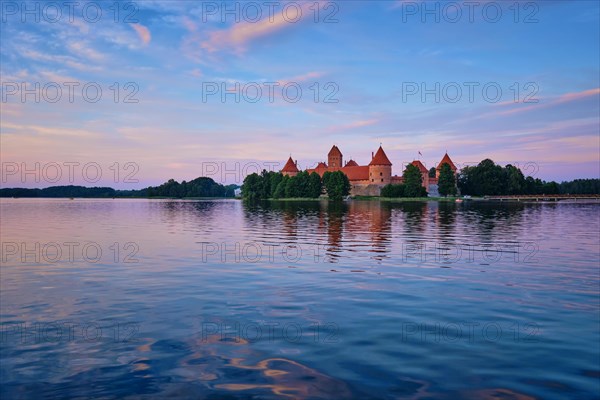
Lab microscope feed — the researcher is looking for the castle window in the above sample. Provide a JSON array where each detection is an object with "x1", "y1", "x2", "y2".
[
  {"x1": 381, "y1": 179, "x2": 384, "y2": 182},
  {"x1": 371, "y1": 179, "x2": 374, "y2": 182},
  {"x1": 380, "y1": 172, "x2": 382, "y2": 176}
]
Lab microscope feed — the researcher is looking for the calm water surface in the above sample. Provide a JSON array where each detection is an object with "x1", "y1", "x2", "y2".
[{"x1": 1, "y1": 198, "x2": 599, "y2": 399}]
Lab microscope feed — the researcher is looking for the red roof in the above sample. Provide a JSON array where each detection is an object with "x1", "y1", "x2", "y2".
[
  {"x1": 328, "y1": 145, "x2": 342, "y2": 156},
  {"x1": 306, "y1": 165, "x2": 369, "y2": 181},
  {"x1": 340, "y1": 165, "x2": 369, "y2": 181},
  {"x1": 437, "y1": 153, "x2": 457, "y2": 170},
  {"x1": 316, "y1": 162, "x2": 328, "y2": 169},
  {"x1": 411, "y1": 160, "x2": 428, "y2": 173},
  {"x1": 281, "y1": 157, "x2": 299, "y2": 173},
  {"x1": 345, "y1": 159, "x2": 358, "y2": 167},
  {"x1": 369, "y1": 146, "x2": 392, "y2": 166}
]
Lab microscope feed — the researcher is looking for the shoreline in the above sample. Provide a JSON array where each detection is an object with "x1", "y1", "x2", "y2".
[{"x1": 2, "y1": 196, "x2": 599, "y2": 203}]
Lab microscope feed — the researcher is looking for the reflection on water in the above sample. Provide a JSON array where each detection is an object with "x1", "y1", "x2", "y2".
[{"x1": 1, "y1": 198, "x2": 599, "y2": 399}]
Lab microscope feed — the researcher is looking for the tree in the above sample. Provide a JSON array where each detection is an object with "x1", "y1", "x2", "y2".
[
  {"x1": 437, "y1": 163, "x2": 457, "y2": 196},
  {"x1": 476, "y1": 159, "x2": 506, "y2": 195},
  {"x1": 294, "y1": 171, "x2": 310, "y2": 197},
  {"x1": 559, "y1": 179, "x2": 600, "y2": 194},
  {"x1": 273, "y1": 175, "x2": 289, "y2": 198},
  {"x1": 308, "y1": 172, "x2": 323, "y2": 198},
  {"x1": 242, "y1": 173, "x2": 262, "y2": 201},
  {"x1": 458, "y1": 159, "x2": 505, "y2": 196},
  {"x1": 429, "y1": 167, "x2": 436, "y2": 178},
  {"x1": 269, "y1": 173, "x2": 283, "y2": 197},
  {"x1": 323, "y1": 171, "x2": 350, "y2": 201},
  {"x1": 381, "y1": 184, "x2": 405, "y2": 197},
  {"x1": 403, "y1": 164, "x2": 427, "y2": 197},
  {"x1": 504, "y1": 164, "x2": 525, "y2": 195},
  {"x1": 260, "y1": 170, "x2": 273, "y2": 199}
]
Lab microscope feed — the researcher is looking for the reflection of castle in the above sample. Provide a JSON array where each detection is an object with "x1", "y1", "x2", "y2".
[{"x1": 281, "y1": 145, "x2": 457, "y2": 196}]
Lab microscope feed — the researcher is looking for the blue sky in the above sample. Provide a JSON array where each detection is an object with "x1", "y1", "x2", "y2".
[{"x1": 1, "y1": 0, "x2": 599, "y2": 187}]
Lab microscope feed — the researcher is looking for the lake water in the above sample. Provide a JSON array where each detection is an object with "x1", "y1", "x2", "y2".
[{"x1": 1, "y1": 198, "x2": 599, "y2": 399}]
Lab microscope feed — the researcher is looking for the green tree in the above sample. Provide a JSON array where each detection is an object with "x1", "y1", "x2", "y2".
[
  {"x1": 381, "y1": 184, "x2": 405, "y2": 197},
  {"x1": 269, "y1": 173, "x2": 283, "y2": 197},
  {"x1": 259, "y1": 170, "x2": 272, "y2": 199},
  {"x1": 559, "y1": 179, "x2": 600, "y2": 194},
  {"x1": 437, "y1": 163, "x2": 457, "y2": 196},
  {"x1": 403, "y1": 164, "x2": 426, "y2": 197},
  {"x1": 504, "y1": 164, "x2": 525, "y2": 195},
  {"x1": 273, "y1": 175, "x2": 289, "y2": 198},
  {"x1": 294, "y1": 171, "x2": 310, "y2": 197},
  {"x1": 429, "y1": 167, "x2": 436, "y2": 178},
  {"x1": 476, "y1": 159, "x2": 506, "y2": 195},
  {"x1": 323, "y1": 171, "x2": 350, "y2": 201},
  {"x1": 308, "y1": 172, "x2": 323, "y2": 198},
  {"x1": 241, "y1": 173, "x2": 262, "y2": 201},
  {"x1": 285, "y1": 175, "x2": 302, "y2": 198}
]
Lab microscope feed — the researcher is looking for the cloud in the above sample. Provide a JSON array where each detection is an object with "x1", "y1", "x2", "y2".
[
  {"x1": 186, "y1": 1, "x2": 329, "y2": 57},
  {"x1": 20, "y1": 49, "x2": 101, "y2": 72},
  {"x1": 131, "y1": 23, "x2": 152, "y2": 46},
  {"x1": 2, "y1": 122, "x2": 99, "y2": 138},
  {"x1": 67, "y1": 41, "x2": 105, "y2": 62},
  {"x1": 276, "y1": 71, "x2": 324, "y2": 86},
  {"x1": 328, "y1": 119, "x2": 380, "y2": 133},
  {"x1": 494, "y1": 87, "x2": 600, "y2": 117}
]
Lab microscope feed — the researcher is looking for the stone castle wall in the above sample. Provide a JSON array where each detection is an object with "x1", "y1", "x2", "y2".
[{"x1": 351, "y1": 184, "x2": 383, "y2": 197}]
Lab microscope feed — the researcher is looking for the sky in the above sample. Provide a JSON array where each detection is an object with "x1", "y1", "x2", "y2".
[{"x1": 1, "y1": 0, "x2": 599, "y2": 188}]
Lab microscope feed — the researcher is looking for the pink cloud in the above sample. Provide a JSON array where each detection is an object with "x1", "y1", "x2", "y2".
[
  {"x1": 192, "y1": 1, "x2": 329, "y2": 55},
  {"x1": 131, "y1": 23, "x2": 151, "y2": 46},
  {"x1": 491, "y1": 87, "x2": 600, "y2": 117},
  {"x1": 328, "y1": 119, "x2": 380, "y2": 133}
]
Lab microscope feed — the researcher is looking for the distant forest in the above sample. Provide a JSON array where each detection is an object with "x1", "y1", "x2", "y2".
[
  {"x1": 457, "y1": 159, "x2": 600, "y2": 196},
  {"x1": 0, "y1": 177, "x2": 238, "y2": 198}
]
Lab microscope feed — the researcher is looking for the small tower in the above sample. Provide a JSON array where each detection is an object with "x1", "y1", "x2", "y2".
[
  {"x1": 436, "y1": 153, "x2": 457, "y2": 179},
  {"x1": 368, "y1": 146, "x2": 392, "y2": 185},
  {"x1": 328, "y1": 145, "x2": 343, "y2": 168},
  {"x1": 281, "y1": 157, "x2": 300, "y2": 177}
]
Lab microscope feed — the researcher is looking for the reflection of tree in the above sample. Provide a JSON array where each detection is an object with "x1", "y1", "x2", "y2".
[
  {"x1": 436, "y1": 202, "x2": 457, "y2": 243},
  {"x1": 159, "y1": 200, "x2": 219, "y2": 230},
  {"x1": 459, "y1": 202, "x2": 530, "y2": 258},
  {"x1": 240, "y1": 200, "x2": 397, "y2": 265},
  {"x1": 352, "y1": 201, "x2": 392, "y2": 261},
  {"x1": 325, "y1": 202, "x2": 347, "y2": 260},
  {"x1": 394, "y1": 202, "x2": 427, "y2": 238}
]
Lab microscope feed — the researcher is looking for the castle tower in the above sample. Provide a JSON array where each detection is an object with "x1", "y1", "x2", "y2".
[
  {"x1": 436, "y1": 153, "x2": 457, "y2": 179},
  {"x1": 281, "y1": 156, "x2": 300, "y2": 177},
  {"x1": 328, "y1": 145, "x2": 343, "y2": 168},
  {"x1": 368, "y1": 146, "x2": 392, "y2": 185}
]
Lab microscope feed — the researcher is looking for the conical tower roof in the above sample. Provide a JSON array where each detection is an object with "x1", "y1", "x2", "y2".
[
  {"x1": 411, "y1": 160, "x2": 428, "y2": 173},
  {"x1": 369, "y1": 146, "x2": 392, "y2": 166},
  {"x1": 437, "y1": 153, "x2": 457, "y2": 170},
  {"x1": 281, "y1": 157, "x2": 300, "y2": 173},
  {"x1": 328, "y1": 145, "x2": 342, "y2": 157}
]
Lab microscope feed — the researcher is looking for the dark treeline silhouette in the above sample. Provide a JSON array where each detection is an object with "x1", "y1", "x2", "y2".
[
  {"x1": 145, "y1": 177, "x2": 236, "y2": 198},
  {"x1": 242, "y1": 170, "x2": 350, "y2": 201},
  {"x1": 0, "y1": 177, "x2": 237, "y2": 198},
  {"x1": 458, "y1": 159, "x2": 599, "y2": 196},
  {"x1": 558, "y1": 179, "x2": 600, "y2": 195}
]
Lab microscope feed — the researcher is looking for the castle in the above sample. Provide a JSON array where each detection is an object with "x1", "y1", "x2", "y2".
[{"x1": 281, "y1": 145, "x2": 457, "y2": 196}]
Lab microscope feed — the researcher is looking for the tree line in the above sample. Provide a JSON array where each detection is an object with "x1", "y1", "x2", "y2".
[
  {"x1": 0, "y1": 177, "x2": 237, "y2": 198},
  {"x1": 241, "y1": 170, "x2": 350, "y2": 201},
  {"x1": 457, "y1": 159, "x2": 599, "y2": 196}
]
